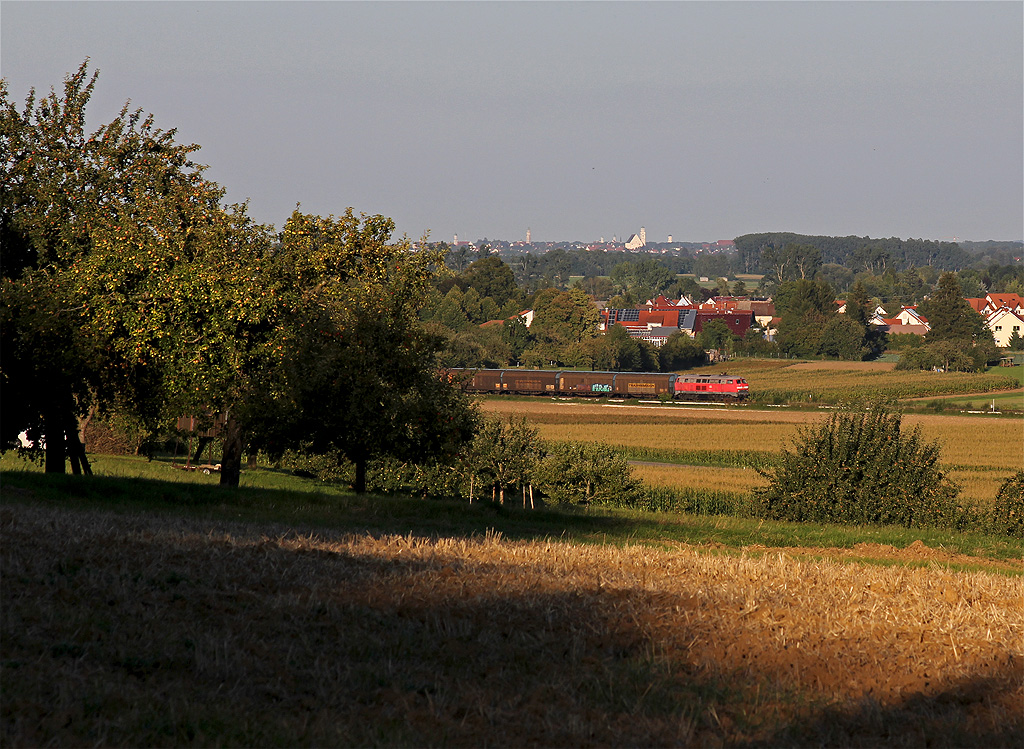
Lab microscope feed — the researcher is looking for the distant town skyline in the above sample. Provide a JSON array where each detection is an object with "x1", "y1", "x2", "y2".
[{"x1": 2, "y1": 2, "x2": 1021, "y2": 243}]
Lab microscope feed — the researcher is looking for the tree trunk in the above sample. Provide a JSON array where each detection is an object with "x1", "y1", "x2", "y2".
[
  {"x1": 79, "y1": 403, "x2": 96, "y2": 449},
  {"x1": 353, "y1": 456, "x2": 367, "y2": 494},
  {"x1": 66, "y1": 410, "x2": 91, "y2": 476},
  {"x1": 192, "y1": 437, "x2": 213, "y2": 465},
  {"x1": 219, "y1": 414, "x2": 243, "y2": 487},
  {"x1": 43, "y1": 403, "x2": 65, "y2": 474}
]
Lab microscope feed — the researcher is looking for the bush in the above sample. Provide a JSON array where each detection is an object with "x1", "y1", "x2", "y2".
[
  {"x1": 886, "y1": 332, "x2": 926, "y2": 351},
  {"x1": 987, "y1": 471, "x2": 1024, "y2": 538},
  {"x1": 277, "y1": 448, "x2": 351, "y2": 483},
  {"x1": 754, "y1": 403, "x2": 966, "y2": 529},
  {"x1": 536, "y1": 441, "x2": 643, "y2": 506}
]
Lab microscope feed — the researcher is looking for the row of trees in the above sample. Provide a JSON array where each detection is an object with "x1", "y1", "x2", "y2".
[
  {"x1": 361, "y1": 415, "x2": 642, "y2": 508},
  {"x1": 1, "y1": 63, "x2": 476, "y2": 487},
  {"x1": 467, "y1": 234, "x2": 1020, "y2": 296},
  {"x1": 734, "y1": 232, "x2": 972, "y2": 277}
]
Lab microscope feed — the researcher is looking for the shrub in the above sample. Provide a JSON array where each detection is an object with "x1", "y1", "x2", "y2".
[
  {"x1": 467, "y1": 415, "x2": 543, "y2": 504},
  {"x1": 988, "y1": 470, "x2": 1024, "y2": 538},
  {"x1": 886, "y1": 332, "x2": 926, "y2": 351},
  {"x1": 633, "y1": 485, "x2": 749, "y2": 516},
  {"x1": 754, "y1": 403, "x2": 965, "y2": 529},
  {"x1": 536, "y1": 441, "x2": 643, "y2": 506},
  {"x1": 277, "y1": 448, "x2": 351, "y2": 483}
]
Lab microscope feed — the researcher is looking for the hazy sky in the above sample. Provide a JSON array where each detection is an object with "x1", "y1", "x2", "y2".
[{"x1": 2, "y1": 1, "x2": 1022, "y2": 243}]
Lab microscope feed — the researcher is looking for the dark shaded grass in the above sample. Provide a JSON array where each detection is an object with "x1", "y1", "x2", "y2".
[{"x1": 2, "y1": 464, "x2": 1022, "y2": 571}]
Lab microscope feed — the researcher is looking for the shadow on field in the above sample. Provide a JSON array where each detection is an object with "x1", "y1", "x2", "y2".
[
  {"x1": 743, "y1": 672, "x2": 1024, "y2": 748},
  {"x1": 3, "y1": 501, "x2": 1021, "y2": 747},
  {"x1": 0, "y1": 467, "x2": 661, "y2": 544}
]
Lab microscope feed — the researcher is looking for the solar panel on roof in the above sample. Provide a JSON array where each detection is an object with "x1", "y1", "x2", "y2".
[{"x1": 619, "y1": 309, "x2": 640, "y2": 321}]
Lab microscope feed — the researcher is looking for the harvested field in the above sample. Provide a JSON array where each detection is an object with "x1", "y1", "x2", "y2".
[
  {"x1": 480, "y1": 400, "x2": 1022, "y2": 504},
  {"x1": 785, "y1": 361, "x2": 897, "y2": 371},
  {"x1": 480, "y1": 399, "x2": 1024, "y2": 469},
  {"x1": 2, "y1": 504, "x2": 1021, "y2": 747},
  {"x1": 684, "y1": 359, "x2": 1022, "y2": 401}
]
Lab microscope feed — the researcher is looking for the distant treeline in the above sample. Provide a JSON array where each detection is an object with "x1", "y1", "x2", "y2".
[
  {"x1": 447, "y1": 236, "x2": 1024, "y2": 291},
  {"x1": 958, "y1": 241, "x2": 1024, "y2": 267},
  {"x1": 733, "y1": 233, "x2": 971, "y2": 274}
]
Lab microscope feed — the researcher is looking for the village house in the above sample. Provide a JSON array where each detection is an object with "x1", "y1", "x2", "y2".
[
  {"x1": 599, "y1": 295, "x2": 755, "y2": 346},
  {"x1": 879, "y1": 306, "x2": 930, "y2": 336},
  {"x1": 985, "y1": 307, "x2": 1024, "y2": 347},
  {"x1": 836, "y1": 300, "x2": 888, "y2": 319},
  {"x1": 983, "y1": 292, "x2": 1024, "y2": 315},
  {"x1": 965, "y1": 293, "x2": 1023, "y2": 347}
]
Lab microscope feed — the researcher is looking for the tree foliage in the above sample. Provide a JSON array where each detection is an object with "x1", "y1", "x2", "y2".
[
  {"x1": 773, "y1": 279, "x2": 836, "y2": 357},
  {"x1": 466, "y1": 415, "x2": 542, "y2": 505},
  {"x1": 455, "y1": 256, "x2": 519, "y2": 308},
  {"x1": 921, "y1": 273, "x2": 988, "y2": 344},
  {"x1": 536, "y1": 441, "x2": 642, "y2": 506},
  {"x1": 1, "y1": 62, "x2": 259, "y2": 475},
  {"x1": 2, "y1": 64, "x2": 477, "y2": 489},
  {"x1": 658, "y1": 332, "x2": 706, "y2": 371},
  {"x1": 609, "y1": 259, "x2": 674, "y2": 301},
  {"x1": 987, "y1": 471, "x2": 1024, "y2": 538},
  {"x1": 245, "y1": 211, "x2": 478, "y2": 493},
  {"x1": 755, "y1": 403, "x2": 963, "y2": 529}
]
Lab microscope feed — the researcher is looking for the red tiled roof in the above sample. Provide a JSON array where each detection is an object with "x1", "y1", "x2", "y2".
[{"x1": 987, "y1": 293, "x2": 1023, "y2": 309}]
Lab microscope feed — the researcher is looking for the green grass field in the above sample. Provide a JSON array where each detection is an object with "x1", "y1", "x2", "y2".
[{"x1": 3, "y1": 453, "x2": 1021, "y2": 568}]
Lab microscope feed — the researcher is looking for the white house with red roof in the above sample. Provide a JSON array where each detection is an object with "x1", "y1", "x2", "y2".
[
  {"x1": 965, "y1": 298, "x2": 989, "y2": 314},
  {"x1": 983, "y1": 293, "x2": 1024, "y2": 315},
  {"x1": 881, "y1": 306, "x2": 930, "y2": 336},
  {"x1": 481, "y1": 309, "x2": 535, "y2": 329},
  {"x1": 985, "y1": 307, "x2": 1024, "y2": 347}
]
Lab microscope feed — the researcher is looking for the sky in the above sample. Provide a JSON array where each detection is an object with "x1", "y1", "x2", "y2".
[{"x1": 2, "y1": 1, "x2": 1022, "y2": 244}]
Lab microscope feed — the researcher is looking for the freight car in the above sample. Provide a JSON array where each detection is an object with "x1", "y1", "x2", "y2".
[{"x1": 443, "y1": 369, "x2": 748, "y2": 401}]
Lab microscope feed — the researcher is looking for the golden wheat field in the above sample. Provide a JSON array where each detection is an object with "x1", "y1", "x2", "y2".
[
  {"x1": 2, "y1": 504, "x2": 1021, "y2": 747},
  {"x1": 686, "y1": 358, "x2": 1022, "y2": 401},
  {"x1": 480, "y1": 400, "x2": 1023, "y2": 499}
]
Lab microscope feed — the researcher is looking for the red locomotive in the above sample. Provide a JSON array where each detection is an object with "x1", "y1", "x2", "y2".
[{"x1": 443, "y1": 369, "x2": 748, "y2": 401}]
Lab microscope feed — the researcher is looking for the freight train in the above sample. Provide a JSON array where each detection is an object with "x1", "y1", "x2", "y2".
[{"x1": 443, "y1": 368, "x2": 749, "y2": 401}]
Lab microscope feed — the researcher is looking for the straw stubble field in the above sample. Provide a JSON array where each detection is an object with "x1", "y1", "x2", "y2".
[{"x1": 2, "y1": 504, "x2": 1021, "y2": 747}]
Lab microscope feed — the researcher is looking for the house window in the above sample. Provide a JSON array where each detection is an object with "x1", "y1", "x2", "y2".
[{"x1": 995, "y1": 326, "x2": 1002, "y2": 331}]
